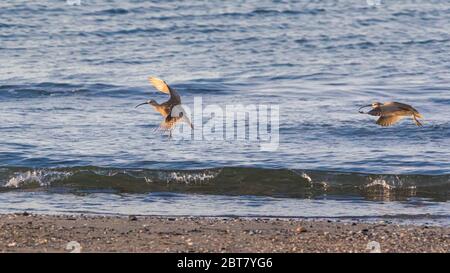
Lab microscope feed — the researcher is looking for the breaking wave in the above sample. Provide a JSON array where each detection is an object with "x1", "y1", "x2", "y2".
[{"x1": 0, "y1": 167, "x2": 448, "y2": 201}]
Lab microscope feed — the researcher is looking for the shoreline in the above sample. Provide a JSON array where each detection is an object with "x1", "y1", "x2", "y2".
[{"x1": 0, "y1": 213, "x2": 448, "y2": 253}]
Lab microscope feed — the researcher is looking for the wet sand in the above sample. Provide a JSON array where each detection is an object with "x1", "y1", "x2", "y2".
[{"x1": 0, "y1": 213, "x2": 448, "y2": 253}]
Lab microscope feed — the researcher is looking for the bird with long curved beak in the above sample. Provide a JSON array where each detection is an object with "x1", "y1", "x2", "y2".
[
  {"x1": 358, "y1": 101, "x2": 423, "y2": 127},
  {"x1": 135, "y1": 77, "x2": 193, "y2": 137}
]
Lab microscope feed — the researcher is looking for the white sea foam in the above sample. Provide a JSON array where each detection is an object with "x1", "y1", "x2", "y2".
[
  {"x1": 154, "y1": 169, "x2": 222, "y2": 184},
  {"x1": 365, "y1": 177, "x2": 417, "y2": 192},
  {"x1": 300, "y1": 172, "x2": 329, "y2": 190},
  {"x1": 365, "y1": 178, "x2": 395, "y2": 190},
  {"x1": 91, "y1": 169, "x2": 119, "y2": 176},
  {"x1": 300, "y1": 172, "x2": 312, "y2": 183},
  {"x1": 5, "y1": 170, "x2": 72, "y2": 188}
]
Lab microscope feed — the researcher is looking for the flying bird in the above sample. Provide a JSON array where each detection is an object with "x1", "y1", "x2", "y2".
[
  {"x1": 358, "y1": 102, "x2": 423, "y2": 127},
  {"x1": 135, "y1": 77, "x2": 193, "y2": 137}
]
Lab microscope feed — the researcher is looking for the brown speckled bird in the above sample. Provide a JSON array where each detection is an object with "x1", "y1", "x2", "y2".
[
  {"x1": 359, "y1": 102, "x2": 423, "y2": 127},
  {"x1": 135, "y1": 77, "x2": 193, "y2": 137}
]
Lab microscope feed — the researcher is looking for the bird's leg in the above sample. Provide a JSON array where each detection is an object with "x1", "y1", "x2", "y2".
[
  {"x1": 413, "y1": 115, "x2": 423, "y2": 127},
  {"x1": 168, "y1": 130, "x2": 172, "y2": 139}
]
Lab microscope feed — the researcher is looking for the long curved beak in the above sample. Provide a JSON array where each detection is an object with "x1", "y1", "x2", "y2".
[
  {"x1": 358, "y1": 104, "x2": 372, "y2": 113},
  {"x1": 135, "y1": 102, "x2": 148, "y2": 109}
]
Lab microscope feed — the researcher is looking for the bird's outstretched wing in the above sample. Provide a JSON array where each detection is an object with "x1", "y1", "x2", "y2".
[
  {"x1": 387, "y1": 102, "x2": 423, "y2": 118},
  {"x1": 148, "y1": 77, "x2": 170, "y2": 94},
  {"x1": 376, "y1": 115, "x2": 404, "y2": 127},
  {"x1": 148, "y1": 77, "x2": 181, "y2": 105}
]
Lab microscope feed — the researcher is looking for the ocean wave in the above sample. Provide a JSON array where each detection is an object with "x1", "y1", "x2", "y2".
[
  {"x1": 0, "y1": 167, "x2": 448, "y2": 201},
  {"x1": 150, "y1": 169, "x2": 221, "y2": 184},
  {"x1": 0, "y1": 83, "x2": 142, "y2": 98},
  {"x1": 88, "y1": 8, "x2": 130, "y2": 16},
  {"x1": 5, "y1": 169, "x2": 72, "y2": 188},
  {"x1": 0, "y1": 81, "x2": 236, "y2": 99}
]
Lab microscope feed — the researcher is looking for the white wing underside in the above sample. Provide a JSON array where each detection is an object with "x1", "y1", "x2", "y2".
[
  {"x1": 148, "y1": 77, "x2": 171, "y2": 94},
  {"x1": 148, "y1": 76, "x2": 181, "y2": 104}
]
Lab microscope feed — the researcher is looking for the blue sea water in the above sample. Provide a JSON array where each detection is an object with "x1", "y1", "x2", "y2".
[{"x1": 0, "y1": 0, "x2": 449, "y2": 224}]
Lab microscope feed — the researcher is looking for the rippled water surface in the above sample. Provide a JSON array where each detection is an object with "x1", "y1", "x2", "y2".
[{"x1": 0, "y1": 0, "x2": 449, "y2": 224}]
